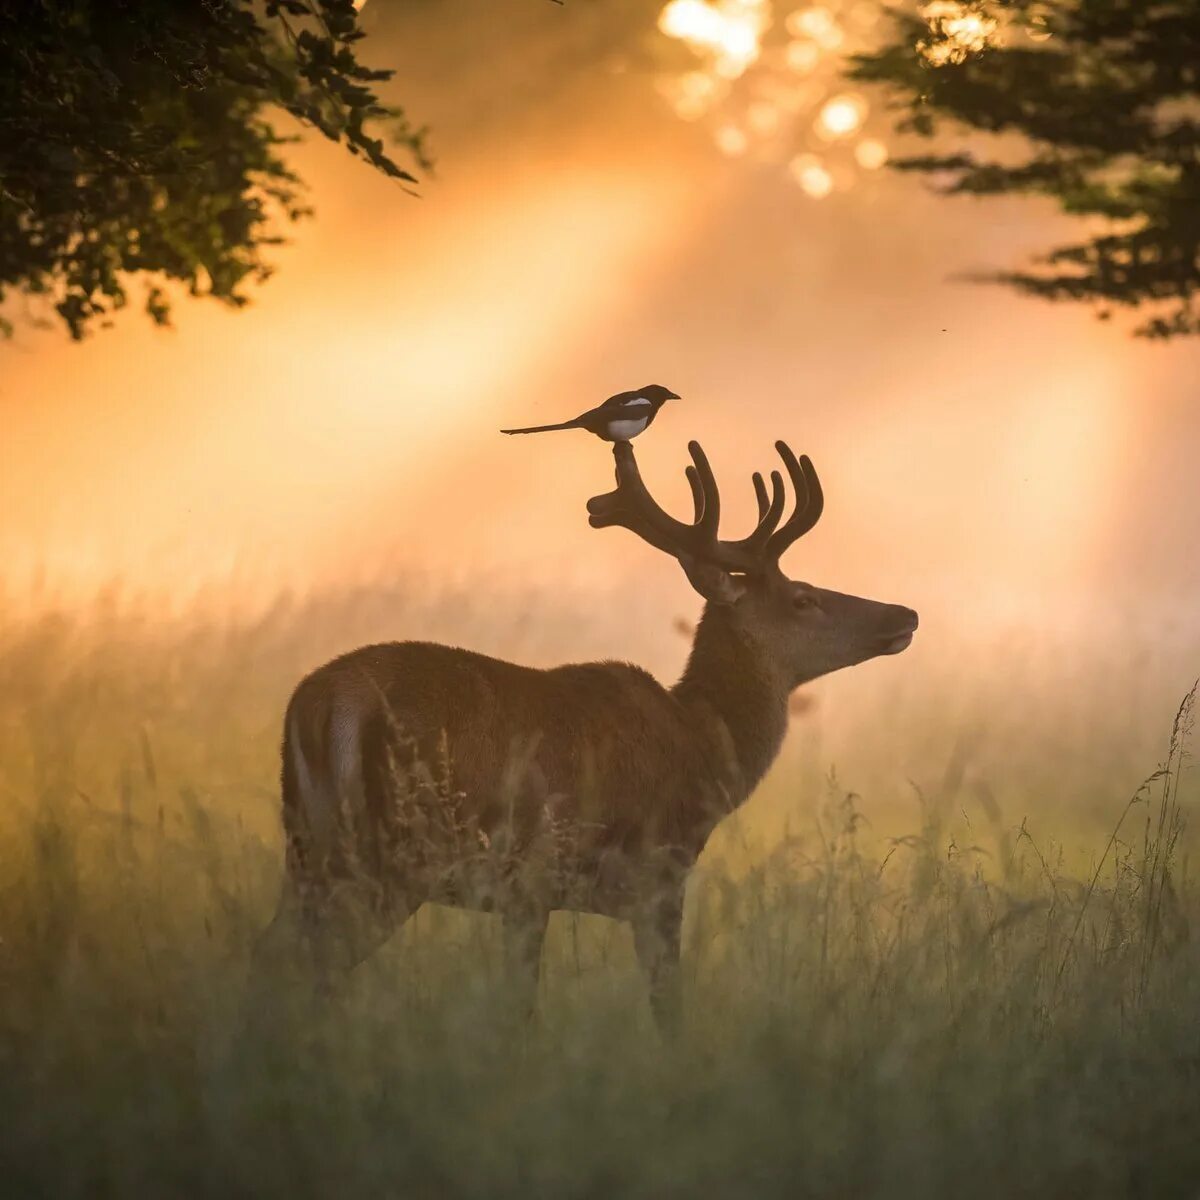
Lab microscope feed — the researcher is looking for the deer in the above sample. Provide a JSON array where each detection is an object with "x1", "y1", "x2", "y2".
[{"x1": 251, "y1": 438, "x2": 918, "y2": 1028}]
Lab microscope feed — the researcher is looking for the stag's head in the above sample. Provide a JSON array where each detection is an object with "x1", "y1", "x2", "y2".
[{"x1": 587, "y1": 439, "x2": 918, "y2": 688}]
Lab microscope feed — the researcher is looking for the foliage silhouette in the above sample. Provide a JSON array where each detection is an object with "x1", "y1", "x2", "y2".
[
  {"x1": 0, "y1": 0, "x2": 427, "y2": 339},
  {"x1": 854, "y1": 1, "x2": 1200, "y2": 338}
]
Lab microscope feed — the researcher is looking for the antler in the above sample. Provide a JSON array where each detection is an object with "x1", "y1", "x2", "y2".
[{"x1": 586, "y1": 439, "x2": 823, "y2": 576}]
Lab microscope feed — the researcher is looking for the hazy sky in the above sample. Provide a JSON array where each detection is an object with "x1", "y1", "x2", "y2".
[{"x1": 3, "y1": 0, "x2": 1198, "y2": 640}]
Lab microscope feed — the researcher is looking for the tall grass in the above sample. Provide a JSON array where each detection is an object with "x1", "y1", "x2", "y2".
[{"x1": 0, "y1": 591, "x2": 1197, "y2": 1198}]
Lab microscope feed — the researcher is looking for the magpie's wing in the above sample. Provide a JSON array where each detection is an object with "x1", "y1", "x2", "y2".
[
  {"x1": 598, "y1": 389, "x2": 642, "y2": 410},
  {"x1": 571, "y1": 404, "x2": 616, "y2": 430}
]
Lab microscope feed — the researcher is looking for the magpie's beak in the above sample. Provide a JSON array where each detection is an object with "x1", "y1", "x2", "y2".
[{"x1": 666, "y1": 391, "x2": 681, "y2": 400}]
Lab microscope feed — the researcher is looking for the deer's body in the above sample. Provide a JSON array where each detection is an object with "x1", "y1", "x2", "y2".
[
  {"x1": 283, "y1": 612, "x2": 788, "y2": 905},
  {"x1": 255, "y1": 438, "x2": 918, "y2": 1025}
]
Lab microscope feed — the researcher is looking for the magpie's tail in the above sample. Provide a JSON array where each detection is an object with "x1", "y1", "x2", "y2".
[{"x1": 500, "y1": 421, "x2": 578, "y2": 435}]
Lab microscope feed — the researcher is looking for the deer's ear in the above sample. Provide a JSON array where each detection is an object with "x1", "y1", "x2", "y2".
[{"x1": 680, "y1": 556, "x2": 748, "y2": 605}]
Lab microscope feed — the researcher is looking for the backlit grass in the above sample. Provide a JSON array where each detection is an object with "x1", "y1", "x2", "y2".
[{"x1": 1, "y1": 588, "x2": 1197, "y2": 1198}]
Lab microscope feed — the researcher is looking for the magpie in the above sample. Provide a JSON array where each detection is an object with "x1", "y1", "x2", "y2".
[{"x1": 501, "y1": 384, "x2": 679, "y2": 443}]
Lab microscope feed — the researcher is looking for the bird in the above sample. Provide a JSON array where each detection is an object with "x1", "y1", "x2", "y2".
[{"x1": 501, "y1": 384, "x2": 680, "y2": 443}]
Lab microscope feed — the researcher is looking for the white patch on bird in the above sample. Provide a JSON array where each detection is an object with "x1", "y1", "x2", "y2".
[
  {"x1": 607, "y1": 417, "x2": 649, "y2": 440},
  {"x1": 623, "y1": 396, "x2": 653, "y2": 408}
]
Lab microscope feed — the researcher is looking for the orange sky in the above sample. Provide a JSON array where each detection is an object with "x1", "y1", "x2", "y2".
[{"x1": 2, "y1": 0, "x2": 1199, "y2": 645}]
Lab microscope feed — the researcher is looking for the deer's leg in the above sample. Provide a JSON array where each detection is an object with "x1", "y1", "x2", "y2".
[
  {"x1": 304, "y1": 882, "x2": 406, "y2": 986},
  {"x1": 240, "y1": 878, "x2": 321, "y2": 1041},
  {"x1": 632, "y1": 887, "x2": 684, "y2": 1033},
  {"x1": 501, "y1": 903, "x2": 550, "y2": 1020},
  {"x1": 246, "y1": 869, "x2": 410, "y2": 1009},
  {"x1": 248, "y1": 876, "x2": 307, "y2": 981}
]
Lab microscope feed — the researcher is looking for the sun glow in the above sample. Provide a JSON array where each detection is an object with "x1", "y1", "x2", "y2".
[
  {"x1": 784, "y1": 38, "x2": 821, "y2": 73},
  {"x1": 854, "y1": 137, "x2": 888, "y2": 169},
  {"x1": 789, "y1": 152, "x2": 834, "y2": 198},
  {"x1": 817, "y1": 94, "x2": 867, "y2": 139},
  {"x1": 715, "y1": 123, "x2": 750, "y2": 155},
  {"x1": 786, "y1": 5, "x2": 844, "y2": 49},
  {"x1": 656, "y1": 1, "x2": 889, "y2": 195},
  {"x1": 658, "y1": 0, "x2": 771, "y2": 78},
  {"x1": 918, "y1": 1, "x2": 999, "y2": 65},
  {"x1": 0, "y1": 156, "x2": 705, "y2": 602},
  {"x1": 659, "y1": 69, "x2": 726, "y2": 120}
]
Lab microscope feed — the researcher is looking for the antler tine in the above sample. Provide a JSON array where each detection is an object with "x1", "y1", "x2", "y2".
[
  {"x1": 765, "y1": 441, "x2": 824, "y2": 563},
  {"x1": 587, "y1": 441, "x2": 711, "y2": 561},
  {"x1": 740, "y1": 468, "x2": 786, "y2": 554},
  {"x1": 588, "y1": 439, "x2": 821, "y2": 577},
  {"x1": 685, "y1": 466, "x2": 704, "y2": 522},
  {"x1": 686, "y1": 441, "x2": 721, "y2": 537},
  {"x1": 752, "y1": 472, "x2": 769, "y2": 519}
]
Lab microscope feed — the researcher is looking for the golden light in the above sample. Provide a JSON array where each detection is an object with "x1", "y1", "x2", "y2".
[
  {"x1": 919, "y1": 40, "x2": 953, "y2": 67},
  {"x1": 715, "y1": 123, "x2": 750, "y2": 156},
  {"x1": 658, "y1": 0, "x2": 770, "y2": 78},
  {"x1": 714, "y1": 50, "x2": 754, "y2": 79},
  {"x1": 855, "y1": 138, "x2": 889, "y2": 169},
  {"x1": 660, "y1": 0, "x2": 718, "y2": 42},
  {"x1": 787, "y1": 6, "x2": 830, "y2": 39},
  {"x1": 847, "y1": 1, "x2": 880, "y2": 28},
  {"x1": 660, "y1": 69, "x2": 724, "y2": 120},
  {"x1": 746, "y1": 100, "x2": 782, "y2": 136},
  {"x1": 784, "y1": 39, "x2": 821, "y2": 73},
  {"x1": 0, "y1": 149, "x2": 709, "y2": 604},
  {"x1": 789, "y1": 153, "x2": 834, "y2": 198},
  {"x1": 653, "y1": 1, "x2": 942, "y2": 195},
  {"x1": 919, "y1": 1, "x2": 999, "y2": 65},
  {"x1": 948, "y1": 13, "x2": 991, "y2": 46},
  {"x1": 1027, "y1": 5, "x2": 1053, "y2": 41},
  {"x1": 786, "y1": 5, "x2": 844, "y2": 50},
  {"x1": 817, "y1": 93, "x2": 867, "y2": 139},
  {"x1": 819, "y1": 23, "x2": 844, "y2": 50},
  {"x1": 775, "y1": 78, "x2": 826, "y2": 114}
]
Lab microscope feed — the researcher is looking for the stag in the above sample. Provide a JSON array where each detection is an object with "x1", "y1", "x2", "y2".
[{"x1": 254, "y1": 439, "x2": 918, "y2": 1025}]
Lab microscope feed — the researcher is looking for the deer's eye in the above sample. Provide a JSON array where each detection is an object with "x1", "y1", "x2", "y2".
[{"x1": 793, "y1": 592, "x2": 819, "y2": 612}]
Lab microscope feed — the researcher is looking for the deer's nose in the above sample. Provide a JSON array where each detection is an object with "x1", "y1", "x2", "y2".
[{"x1": 883, "y1": 605, "x2": 919, "y2": 634}]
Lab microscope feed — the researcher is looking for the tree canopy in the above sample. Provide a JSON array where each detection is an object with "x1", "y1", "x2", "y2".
[
  {"x1": 0, "y1": 0, "x2": 426, "y2": 338},
  {"x1": 853, "y1": 1, "x2": 1200, "y2": 339}
]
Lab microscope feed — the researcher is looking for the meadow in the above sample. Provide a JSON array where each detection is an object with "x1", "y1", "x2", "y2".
[{"x1": 1, "y1": 582, "x2": 1197, "y2": 1198}]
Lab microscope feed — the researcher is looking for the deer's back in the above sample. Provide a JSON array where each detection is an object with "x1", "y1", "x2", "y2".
[{"x1": 286, "y1": 641, "x2": 723, "y2": 849}]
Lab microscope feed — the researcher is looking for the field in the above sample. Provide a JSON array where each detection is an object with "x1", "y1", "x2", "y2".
[{"x1": 1, "y1": 582, "x2": 1198, "y2": 1198}]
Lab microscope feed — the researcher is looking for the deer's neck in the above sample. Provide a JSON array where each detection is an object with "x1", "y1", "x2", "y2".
[{"x1": 672, "y1": 604, "x2": 791, "y2": 802}]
